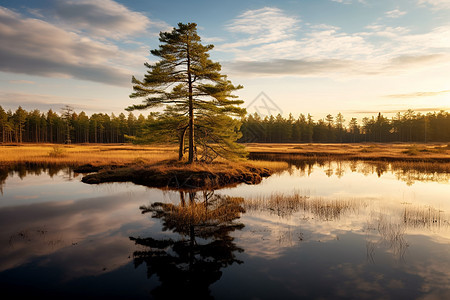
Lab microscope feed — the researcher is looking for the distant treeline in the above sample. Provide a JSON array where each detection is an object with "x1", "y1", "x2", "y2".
[
  {"x1": 239, "y1": 110, "x2": 450, "y2": 143},
  {"x1": 0, "y1": 105, "x2": 147, "y2": 144},
  {"x1": 1, "y1": 106, "x2": 449, "y2": 144}
]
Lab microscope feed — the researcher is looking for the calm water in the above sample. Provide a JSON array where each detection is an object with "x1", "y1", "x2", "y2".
[{"x1": 0, "y1": 161, "x2": 449, "y2": 299}]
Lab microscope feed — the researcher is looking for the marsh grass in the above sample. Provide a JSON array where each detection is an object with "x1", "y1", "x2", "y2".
[
  {"x1": 0, "y1": 143, "x2": 178, "y2": 167},
  {"x1": 48, "y1": 146, "x2": 67, "y2": 158},
  {"x1": 401, "y1": 145, "x2": 433, "y2": 156},
  {"x1": 244, "y1": 191, "x2": 362, "y2": 220},
  {"x1": 246, "y1": 143, "x2": 450, "y2": 162}
]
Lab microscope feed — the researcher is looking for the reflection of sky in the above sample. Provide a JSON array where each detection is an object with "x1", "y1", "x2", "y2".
[{"x1": 1, "y1": 163, "x2": 450, "y2": 298}]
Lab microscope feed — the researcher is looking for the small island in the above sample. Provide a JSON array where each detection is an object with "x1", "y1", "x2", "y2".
[{"x1": 78, "y1": 159, "x2": 271, "y2": 190}]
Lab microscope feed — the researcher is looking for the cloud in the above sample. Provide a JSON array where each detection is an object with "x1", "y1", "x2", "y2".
[
  {"x1": 221, "y1": 21, "x2": 375, "y2": 62},
  {"x1": 0, "y1": 7, "x2": 132, "y2": 86},
  {"x1": 221, "y1": 7, "x2": 299, "y2": 50},
  {"x1": 418, "y1": 0, "x2": 450, "y2": 10},
  {"x1": 226, "y1": 59, "x2": 371, "y2": 77},
  {"x1": 330, "y1": 0, "x2": 367, "y2": 4},
  {"x1": 384, "y1": 90, "x2": 450, "y2": 98},
  {"x1": 385, "y1": 9, "x2": 407, "y2": 18},
  {"x1": 351, "y1": 107, "x2": 450, "y2": 114},
  {"x1": 220, "y1": 6, "x2": 450, "y2": 79},
  {"x1": 387, "y1": 53, "x2": 449, "y2": 68},
  {"x1": 330, "y1": 0, "x2": 352, "y2": 4},
  {"x1": 8, "y1": 80, "x2": 35, "y2": 84},
  {"x1": 225, "y1": 53, "x2": 450, "y2": 78},
  {"x1": 0, "y1": 91, "x2": 124, "y2": 113},
  {"x1": 50, "y1": 0, "x2": 169, "y2": 39}
]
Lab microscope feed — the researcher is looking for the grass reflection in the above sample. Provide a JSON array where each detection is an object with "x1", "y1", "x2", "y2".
[
  {"x1": 402, "y1": 205, "x2": 447, "y2": 229},
  {"x1": 130, "y1": 191, "x2": 245, "y2": 298},
  {"x1": 244, "y1": 191, "x2": 362, "y2": 220}
]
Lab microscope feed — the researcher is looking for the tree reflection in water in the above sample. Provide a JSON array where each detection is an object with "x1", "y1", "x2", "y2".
[{"x1": 129, "y1": 190, "x2": 245, "y2": 299}]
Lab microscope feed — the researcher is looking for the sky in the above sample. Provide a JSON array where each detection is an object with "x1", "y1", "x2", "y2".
[{"x1": 0, "y1": 0, "x2": 449, "y2": 121}]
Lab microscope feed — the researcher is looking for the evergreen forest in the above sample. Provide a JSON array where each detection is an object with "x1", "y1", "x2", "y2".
[{"x1": 1, "y1": 106, "x2": 449, "y2": 144}]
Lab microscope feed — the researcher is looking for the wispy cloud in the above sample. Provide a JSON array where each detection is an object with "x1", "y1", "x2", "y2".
[
  {"x1": 351, "y1": 107, "x2": 450, "y2": 114},
  {"x1": 225, "y1": 53, "x2": 450, "y2": 77},
  {"x1": 385, "y1": 9, "x2": 407, "y2": 18},
  {"x1": 0, "y1": 6, "x2": 147, "y2": 86},
  {"x1": 226, "y1": 58, "x2": 371, "y2": 77},
  {"x1": 330, "y1": 0, "x2": 351, "y2": 4},
  {"x1": 384, "y1": 90, "x2": 450, "y2": 98},
  {"x1": 35, "y1": 0, "x2": 170, "y2": 40},
  {"x1": 418, "y1": 0, "x2": 450, "y2": 10},
  {"x1": 0, "y1": 91, "x2": 124, "y2": 113},
  {"x1": 221, "y1": 7, "x2": 299, "y2": 50},
  {"x1": 8, "y1": 80, "x2": 35, "y2": 84},
  {"x1": 220, "y1": 6, "x2": 450, "y2": 79},
  {"x1": 330, "y1": 0, "x2": 367, "y2": 4}
]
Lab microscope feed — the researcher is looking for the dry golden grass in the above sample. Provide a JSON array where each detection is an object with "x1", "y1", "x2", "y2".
[
  {"x1": 243, "y1": 159, "x2": 289, "y2": 173},
  {"x1": 245, "y1": 142, "x2": 450, "y2": 162},
  {"x1": 0, "y1": 143, "x2": 178, "y2": 166}
]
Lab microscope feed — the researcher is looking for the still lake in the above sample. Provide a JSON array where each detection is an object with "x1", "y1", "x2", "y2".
[{"x1": 1, "y1": 160, "x2": 449, "y2": 299}]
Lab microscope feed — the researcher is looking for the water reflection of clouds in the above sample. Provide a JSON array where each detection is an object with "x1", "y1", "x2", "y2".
[
  {"x1": 236, "y1": 192, "x2": 450, "y2": 266},
  {"x1": 0, "y1": 190, "x2": 158, "y2": 274},
  {"x1": 402, "y1": 237, "x2": 450, "y2": 299}
]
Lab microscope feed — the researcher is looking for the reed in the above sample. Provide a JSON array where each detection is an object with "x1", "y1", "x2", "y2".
[
  {"x1": 402, "y1": 205, "x2": 448, "y2": 228},
  {"x1": 243, "y1": 191, "x2": 361, "y2": 220}
]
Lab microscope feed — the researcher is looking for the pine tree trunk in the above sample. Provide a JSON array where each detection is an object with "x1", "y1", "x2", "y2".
[
  {"x1": 179, "y1": 126, "x2": 188, "y2": 160},
  {"x1": 187, "y1": 43, "x2": 195, "y2": 164}
]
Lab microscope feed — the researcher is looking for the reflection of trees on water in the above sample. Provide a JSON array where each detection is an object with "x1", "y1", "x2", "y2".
[
  {"x1": 283, "y1": 158, "x2": 450, "y2": 185},
  {"x1": 0, "y1": 168, "x2": 7, "y2": 194},
  {"x1": 130, "y1": 191, "x2": 245, "y2": 299},
  {"x1": 251, "y1": 154, "x2": 450, "y2": 185},
  {"x1": 0, "y1": 164, "x2": 75, "y2": 191}
]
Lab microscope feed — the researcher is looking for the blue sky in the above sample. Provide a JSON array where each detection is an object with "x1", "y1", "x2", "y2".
[{"x1": 0, "y1": 0, "x2": 449, "y2": 121}]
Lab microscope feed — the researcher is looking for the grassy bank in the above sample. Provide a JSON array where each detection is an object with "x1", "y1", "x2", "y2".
[
  {"x1": 0, "y1": 143, "x2": 288, "y2": 189},
  {"x1": 245, "y1": 143, "x2": 450, "y2": 163},
  {"x1": 0, "y1": 143, "x2": 178, "y2": 167}
]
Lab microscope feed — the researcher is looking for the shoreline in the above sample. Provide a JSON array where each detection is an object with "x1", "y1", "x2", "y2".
[{"x1": 1, "y1": 143, "x2": 449, "y2": 189}]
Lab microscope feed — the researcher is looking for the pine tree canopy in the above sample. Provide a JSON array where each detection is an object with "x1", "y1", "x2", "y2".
[{"x1": 127, "y1": 22, "x2": 247, "y2": 163}]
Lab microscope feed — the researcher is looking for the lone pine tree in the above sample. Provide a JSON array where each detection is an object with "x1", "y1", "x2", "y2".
[{"x1": 127, "y1": 23, "x2": 246, "y2": 163}]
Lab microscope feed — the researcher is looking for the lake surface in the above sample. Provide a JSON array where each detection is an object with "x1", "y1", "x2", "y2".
[{"x1": 1, "y1": 160, "x2": 449, "y2": 299}]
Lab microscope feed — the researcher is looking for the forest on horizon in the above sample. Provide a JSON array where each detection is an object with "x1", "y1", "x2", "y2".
[{"x1": 1, "y1": 105, "x2": 449, "y2": 144}]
